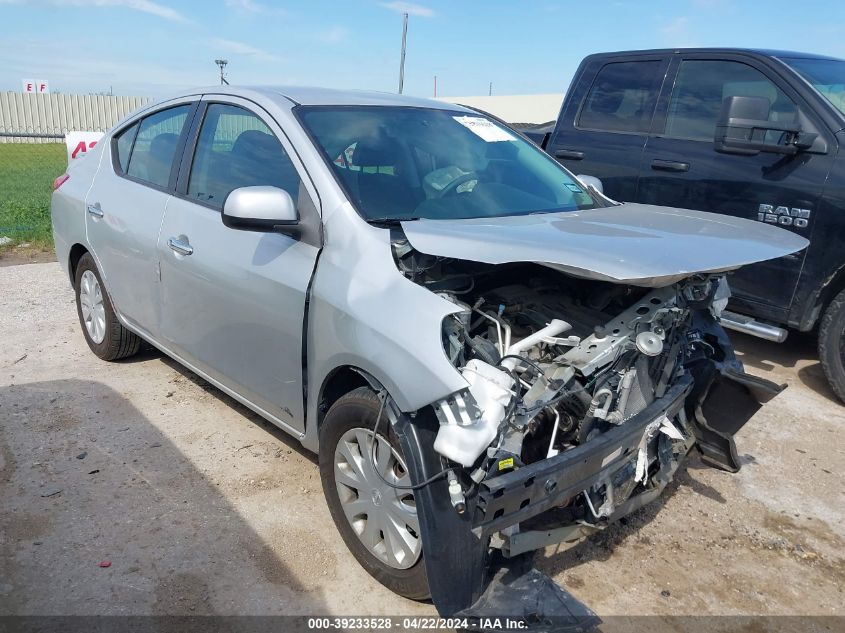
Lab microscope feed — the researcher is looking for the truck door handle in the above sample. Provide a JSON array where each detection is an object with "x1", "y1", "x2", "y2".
[
  {"x1": 167, "y1": 237, "x2": 193, "y2": 256},
  {"x1": 86, "y1": 204, "x2": 104, "y2": 218},
  {"x1": 555, "y1": 149, "x2": 585, "y2": 160},
  {"x1": 651, "y1": 159, "x2": 690, "y2": 172}
]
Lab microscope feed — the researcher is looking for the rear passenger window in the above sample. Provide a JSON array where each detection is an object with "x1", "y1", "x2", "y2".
[
  {"x1": 126, "y1": 105, "x2": 190, "y2": 188},
  {"x1": 114, "y1": 122, "x2": 138, "y2": 173},
  {"x1": 665, "y1": 60, "x2": 797, "y2": 141},
  {"x1": 578, "y1": 61, "x2": 662, "y2": 133},
  {"x1": 187, "y1": 104, "x2": 301, "y2": 208}
]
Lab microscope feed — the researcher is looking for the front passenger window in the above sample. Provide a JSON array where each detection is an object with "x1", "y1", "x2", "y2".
[
  {"x1": 126, "y1": 105, "x2": 190, "y2": 188},
  {"x1": 664, "y1": 60, "x2": 797, "y2": 141},
  {"x1": 187, "y1": 104, "x2": 301, "y2": 208}
]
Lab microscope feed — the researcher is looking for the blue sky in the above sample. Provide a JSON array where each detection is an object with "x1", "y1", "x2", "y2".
[{"x1": 2, "y1": 0, "x2": 845, "y2": 98}]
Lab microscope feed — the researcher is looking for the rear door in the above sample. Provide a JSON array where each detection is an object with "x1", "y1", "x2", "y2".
[
  {"x1": 85, "y1": 100, "x2": 197, "y2": 335},
  {"x1": 546, "y1": 55, "x2": 670, "y2": 201},
  {"x1": 638, "y1": 54, "x2": 834, "y2": 319},
  {"x1": 157, "y1": 96, "x2": 321, "y2": 432}
]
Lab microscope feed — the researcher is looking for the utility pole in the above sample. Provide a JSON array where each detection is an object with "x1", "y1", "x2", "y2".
[
  {"x1": 433, "y1": 75, "x2": 437, "y2": 97},
  {"x1": 398, "y1": 12, "x2": 408, "y2": 94},
  {"x1": 489, "y1": 81, "x2": 493, "y2": 96},
  {"x1": 215, "y1": 59, "x2": 229, "y2": 86}
]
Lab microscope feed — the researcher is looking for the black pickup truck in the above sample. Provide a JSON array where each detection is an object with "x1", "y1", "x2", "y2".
[{"x1": 526, "y1": 48, "x2": 845, "y2": 402}]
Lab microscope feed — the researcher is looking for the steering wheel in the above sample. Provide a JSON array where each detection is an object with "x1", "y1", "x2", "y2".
[{"x1": 435, "y1": 171, "x2": 482, "y2": 198}]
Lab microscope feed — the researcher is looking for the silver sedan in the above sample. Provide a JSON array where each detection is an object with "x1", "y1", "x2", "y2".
[{"x1": 51, "y1": 86, "x2": 806, "y2": 625}]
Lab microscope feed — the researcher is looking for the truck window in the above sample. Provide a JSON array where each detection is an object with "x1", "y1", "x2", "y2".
[
  {"x1": 782, "y1": 57, "x2": 845, "y2": 116},
  {"x1": 664, "y1": 60, "x2": 797, "y2": 141},
  {"x1": 578, "y1": 61, "x2": 662, "y2": 133}
]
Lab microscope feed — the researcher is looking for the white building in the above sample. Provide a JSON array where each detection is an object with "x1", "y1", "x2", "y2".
[{"x1": 435, "y1": 93, "x2": 563, "y2": 124}]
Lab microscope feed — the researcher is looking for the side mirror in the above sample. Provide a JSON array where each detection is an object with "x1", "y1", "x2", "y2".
[
  {"x1": 714, "y1": 95, "x2": 814, "y2": 156},
  {"x1": 222, "y1": 186, "x2": 299, "y2": 235},
  {"x1": 576, "y1": 174, "x2": 603, "y2": 194}
]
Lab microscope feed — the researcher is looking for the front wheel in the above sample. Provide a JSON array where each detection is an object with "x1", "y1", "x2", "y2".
[
  {"x1": 818, "y1": 287, "x2": 845, "y2": 404},
  {"x1": 318, "y1": 387, "x2": 430, "y2": 600},
  {"x1": 74, "y1": 253, "x2": 141, "y2": 361}
]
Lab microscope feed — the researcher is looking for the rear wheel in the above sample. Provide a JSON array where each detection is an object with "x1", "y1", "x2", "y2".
[
  {"x1": 818, "y1": 288, "x2": 845, "y2": 404},
  {"x1": 74, "y1": 253, "x2": 141, "y2": 361},
  {"x1": 319, "y1": 387, "x2": 430, "y2": 600}
]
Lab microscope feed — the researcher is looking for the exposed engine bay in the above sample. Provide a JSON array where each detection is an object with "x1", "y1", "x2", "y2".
[{"x1": 391, "y1": 231, "x2": 754, "y2": 550}]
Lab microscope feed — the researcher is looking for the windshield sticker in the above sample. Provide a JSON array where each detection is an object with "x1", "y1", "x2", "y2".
[
  {"x1": 453, "y1": 116, "x2": 516, "y2": 142},
  {"x1": 565, "y1": 183, "x2": 584, "y2": 193}
]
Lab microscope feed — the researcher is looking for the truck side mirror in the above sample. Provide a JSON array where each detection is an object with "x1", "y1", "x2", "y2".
[{"x1": 714, "y1": 95, "x2": 814, "y2": 156}]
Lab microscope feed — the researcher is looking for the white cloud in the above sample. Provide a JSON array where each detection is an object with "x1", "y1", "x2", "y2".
[
  {"x1": 658, "y1": 16, "x2": 701, "y2": 47},
  {"x1": 317, "y1": 25, "x2": 348, "y2": 44},
  {"x1": 0, "y1": 36, "x2": 200, "y2": 94},
  {"x1": 691, "y1": 0, "x2": 729, "y2": 8},
  {"x1": 660, "y1": 16, "x2": 689, "y2": 36},
  {"x1": 380, "y1": 1, "x2": 434, "y2": 18},
  {"x1": 211, "y1": 37, "x2": 282, "y2": 62},
  {"x1": 226, "y1": 0, "x2": 264, "y2": 13},
  {"x1": 51, "y1": 0, "x2": 189, "y2": 22}
]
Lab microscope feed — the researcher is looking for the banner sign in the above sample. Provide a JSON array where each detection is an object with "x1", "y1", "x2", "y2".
[
  {"x1": 22, "y1": 79, "x2": 49, "y2": 93},
  {"x1": 65, "y1": 131, "x2": 105, "y2": 164}
]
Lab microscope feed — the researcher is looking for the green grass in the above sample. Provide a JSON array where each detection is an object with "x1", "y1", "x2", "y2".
[{"x1": 0, "y1": 143, "x2": 66, "y2": 250}]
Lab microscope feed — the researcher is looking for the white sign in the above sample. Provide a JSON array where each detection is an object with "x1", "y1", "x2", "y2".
[
  {"x1": 65, "y1": 131, "x2": 104, "y2": 164},
  {"x1": 22, "y1": 79, "x2": 50, "y2": 93}
]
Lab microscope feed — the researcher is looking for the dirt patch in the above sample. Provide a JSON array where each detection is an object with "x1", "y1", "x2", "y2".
[
  {"x1": 247, "y1": 524, "x2": 337, "y2": 592},
  {"x1": 154, "y1": 572, "x2": 215, "y2": 615},
  {"x1": 0, "y1": 245, "x2": 56, "y2": 267}
]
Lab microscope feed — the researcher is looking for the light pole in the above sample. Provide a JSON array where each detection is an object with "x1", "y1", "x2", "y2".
[
  {"x1": 398, "y1": 12, "x2": 408, "y2": 94},
  {"x1": 215, "y1": 59, "x2": 229, "y2": 86}
]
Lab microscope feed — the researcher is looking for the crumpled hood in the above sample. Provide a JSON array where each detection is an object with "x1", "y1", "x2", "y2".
[{"x1": 400, "y1": 203, "x2": 809, "y2": 287}]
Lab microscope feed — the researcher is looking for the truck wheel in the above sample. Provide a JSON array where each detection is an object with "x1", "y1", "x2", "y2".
[
  {"x1": 74, "y1": 253, "x2": 141, "y2": 361},
  {"x1": 818, "y1": 288, "x2": 845, "y2": 404},
  {"x1": 319, "y1": 386, "x2": 430, "y2": 600}
]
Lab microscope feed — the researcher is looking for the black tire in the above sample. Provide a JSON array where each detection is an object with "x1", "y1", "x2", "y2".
[
  {"x1": 74, "y1": 252, "x2": 141, "y2": 361},
  {"x1": 318, "y1": 386, "x2": 430, "y2": 600},
  {"x1": 819, "y1": 288, "x2": 845, "y2": 404}
]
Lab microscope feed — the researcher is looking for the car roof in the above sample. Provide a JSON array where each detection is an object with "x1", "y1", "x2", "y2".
[
  {"x1": 171, "y1": 85, "x2": 474, "y2": 111},
  {"x1": 584, "y1": 47, "x2": 845, "y2": 62}
]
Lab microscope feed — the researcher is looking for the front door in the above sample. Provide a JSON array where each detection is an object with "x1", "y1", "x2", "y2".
[
  {"x1": 638, "y1": 55, "x2": 834, "y2": 320},
  {"x1": 85, "y1": 101, "x2": 195, "y2": 334},
  {"x1": 157, "y1": 98, "x2": 321, "y2": 432},
  {"x1": 547, "y1": 56, "x2": 669, "y2": 201}
]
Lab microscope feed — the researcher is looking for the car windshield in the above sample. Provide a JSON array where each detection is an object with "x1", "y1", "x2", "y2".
[
  {"x1": 782, "y1": 57, "x2": 845, "y2": 116},
  {"x1": 298, "y1": 106, "x2": 599, "y2": 222}
]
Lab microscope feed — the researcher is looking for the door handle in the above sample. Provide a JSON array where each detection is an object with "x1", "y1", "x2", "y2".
[
  {"x1": 555, "y1": 149, "x2": 585, "y2": 160},
  {"x1": 167, "y1": 237, "x2": 193, "y2": 256},
  {"x1": 86, "y1": 204, "x2": 104, "y2": 218},
  {"x1": 651, "y1": 159, "x2": 690, "y2": 172}
]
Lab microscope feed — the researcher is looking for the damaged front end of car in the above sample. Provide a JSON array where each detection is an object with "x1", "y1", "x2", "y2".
[{"x1": 383, "y1": 232, "x2": 784, "y2": 630}]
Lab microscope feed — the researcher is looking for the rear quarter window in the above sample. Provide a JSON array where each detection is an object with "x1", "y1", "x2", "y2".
[{"x1": 113, "y1": 122, "x2": 138, "y2": 174}]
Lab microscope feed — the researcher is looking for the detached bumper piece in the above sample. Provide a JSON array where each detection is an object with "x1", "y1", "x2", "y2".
[{"x1": 693, "y1": 367, "x2": 784, "y2": 471}]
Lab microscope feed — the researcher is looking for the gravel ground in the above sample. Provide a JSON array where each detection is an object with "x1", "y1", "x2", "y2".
[{"x1": 1, "y1": 262, "x2": 843, "y2": 618}]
